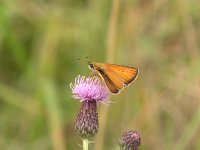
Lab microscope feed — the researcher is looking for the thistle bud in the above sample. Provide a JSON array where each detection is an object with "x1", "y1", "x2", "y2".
[{"x1": 119, "y1": 130, "x2": 141, "y2": 150}]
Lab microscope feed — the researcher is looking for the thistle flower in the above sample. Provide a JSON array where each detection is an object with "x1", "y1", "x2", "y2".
[
  {"x1": 70, "y1": 75, "x2": 110, "y2": 138},
  {"x1": 70, "y1": 75, "x2": 110, "y2": 103},
  {"x1": 119, "y1": 130, "x2": 141, "y2": 150}
]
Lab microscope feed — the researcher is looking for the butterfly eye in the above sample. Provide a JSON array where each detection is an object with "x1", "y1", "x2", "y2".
[{"x1": 88, "y1": 63, "x2": 94, "y2": 69}]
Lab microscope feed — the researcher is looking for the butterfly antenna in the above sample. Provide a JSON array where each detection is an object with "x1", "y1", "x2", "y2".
[
  {"x1": 77, "y1": 56, "x2": 90, "y2": 61},
  {"x1": 85, "y1": 56, "x2": 91, "y2": 63}
]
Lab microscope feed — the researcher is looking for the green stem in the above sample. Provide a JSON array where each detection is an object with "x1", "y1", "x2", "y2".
[{"x1": 83, "y1": 139, "x2": 89, "y2": 150}]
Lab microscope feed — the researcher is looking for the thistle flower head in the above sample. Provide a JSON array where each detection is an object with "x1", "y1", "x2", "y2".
[
  {"x1": 70, "y1": 75, "x2": 110, "y2": 103},
  {"x1": 119, "y1": 130, "x2": 141, "y2": 150}
]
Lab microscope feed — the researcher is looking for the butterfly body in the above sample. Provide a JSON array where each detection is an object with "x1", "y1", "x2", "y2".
[{"x1": 88, "y1": 61, "x2": 139, "y2": 94}]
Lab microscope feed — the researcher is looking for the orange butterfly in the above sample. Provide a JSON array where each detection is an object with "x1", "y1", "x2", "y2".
[{"x1": 88, "y1": 61, "x2": 139, "y2": 94}]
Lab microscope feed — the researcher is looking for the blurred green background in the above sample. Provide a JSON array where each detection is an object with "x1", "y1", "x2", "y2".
[{"x1": 0, "y1": 0, "x2": 200, "y2": 150}]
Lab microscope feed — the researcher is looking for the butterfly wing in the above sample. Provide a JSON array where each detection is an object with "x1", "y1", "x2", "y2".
[
  {"x1": 105, "y1": 64, "x2": 139, "y2": 85},
  {"x1": 94, "y1": 68, "x2": 124, "y2": 94},
  {"x1": 89, "y1": 62, "x2": 138, "y2": 94}
]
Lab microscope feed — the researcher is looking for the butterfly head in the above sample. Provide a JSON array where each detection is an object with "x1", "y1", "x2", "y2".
[{"x1": 88, "y1": 62, "x2": 94, "y2": 69}]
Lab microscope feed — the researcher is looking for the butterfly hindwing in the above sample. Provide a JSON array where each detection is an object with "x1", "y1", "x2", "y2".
[{"x1": 96, "y1": 68, "x2": 124, "y2": 93}]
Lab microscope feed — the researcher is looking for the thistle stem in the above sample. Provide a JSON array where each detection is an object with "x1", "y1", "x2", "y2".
[{"x1": 83, "y1": 139, "x2": 89, "y2": 150}]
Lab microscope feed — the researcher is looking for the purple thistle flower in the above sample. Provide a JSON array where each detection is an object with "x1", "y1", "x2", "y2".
[
  {"x1": 119, "y1": 130, "x2": 141, "y2": 150},
  {"x1": 70, "y1": 75, "x2": 110, "y2": 103},
  {"x1": 71, "y1": 75, "x2": 110, "y2": 138}
]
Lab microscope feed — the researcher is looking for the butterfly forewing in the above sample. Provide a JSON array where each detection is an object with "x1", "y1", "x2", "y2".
[{"x1": 105, "y1": 64, "x2": 138, "y2": 85}]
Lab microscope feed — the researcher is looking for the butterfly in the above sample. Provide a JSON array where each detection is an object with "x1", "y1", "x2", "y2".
[{"x1": 88, "y1": 61, "x2": 139, "y2": 94}]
